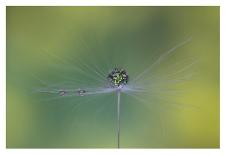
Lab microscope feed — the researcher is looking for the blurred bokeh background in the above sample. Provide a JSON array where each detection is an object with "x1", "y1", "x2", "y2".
[{"x1": 6, "y1": 6, "x2": 219, "y2": 148}]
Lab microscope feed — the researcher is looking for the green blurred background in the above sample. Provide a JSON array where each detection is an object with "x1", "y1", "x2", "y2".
[{"x1": 6, "y1": 6, "x2": 219, "y2": 148}]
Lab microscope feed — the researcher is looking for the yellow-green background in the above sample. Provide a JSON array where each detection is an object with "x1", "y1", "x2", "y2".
[{"x1": 6, "y1": 6, "x2": 219, "y2": 148}]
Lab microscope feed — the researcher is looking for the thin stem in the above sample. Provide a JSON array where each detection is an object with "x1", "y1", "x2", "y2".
[{"x1": 117, "y1": 91, "x2": 121, "y2": 148}]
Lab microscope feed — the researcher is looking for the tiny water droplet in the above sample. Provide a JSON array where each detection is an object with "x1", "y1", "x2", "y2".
[
  {"x1": 77, "y1": 89, "x2": 86, "y2": 96},
  {"x1": 59, "y1": 90, "x2": 66, "y2": 96}
]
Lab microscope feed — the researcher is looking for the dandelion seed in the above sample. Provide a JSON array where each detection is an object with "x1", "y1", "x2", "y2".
[
  {"x1": 107, "y1": 68, "x2": 128, "y2": 148},
  {"x1": 35, "y1": 37, "x2": 195, "y2": 148}
]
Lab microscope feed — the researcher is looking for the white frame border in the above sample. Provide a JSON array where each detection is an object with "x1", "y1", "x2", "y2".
[{"x1": 0, "y1": 1, "x2": 223, "y2": 155}]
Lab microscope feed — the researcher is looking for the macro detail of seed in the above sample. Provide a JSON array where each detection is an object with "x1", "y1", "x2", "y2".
[{"x1": 108, "y1": 68, "x2": 128, "y2": 88}]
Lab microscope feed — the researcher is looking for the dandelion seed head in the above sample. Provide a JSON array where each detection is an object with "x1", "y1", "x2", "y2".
[{"x1": 108, "y1": 68, "x2": 128, "y2": 88}]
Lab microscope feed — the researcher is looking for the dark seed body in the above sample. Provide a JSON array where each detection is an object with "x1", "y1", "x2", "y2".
[{"x1": 108, "y1": 68, "x2": 129, "y2": 87}]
